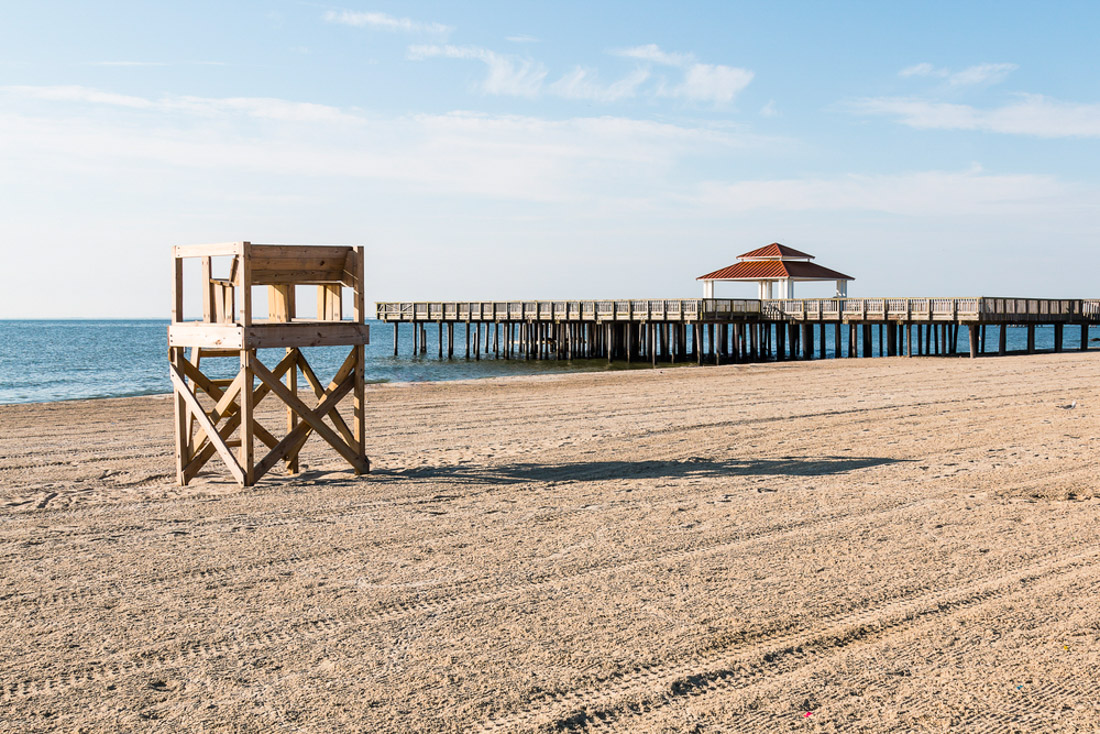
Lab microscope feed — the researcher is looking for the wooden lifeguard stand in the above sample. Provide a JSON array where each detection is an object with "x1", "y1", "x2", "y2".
[{"x1": 168, "y1": 242, "x2": 370, "y2": 486}]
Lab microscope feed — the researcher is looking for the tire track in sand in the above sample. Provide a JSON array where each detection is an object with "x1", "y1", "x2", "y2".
[
  {"x1": 0, "y1": 494, "x2": 958, "y2": 700},
  {"x1": 473, "y1": 544, "x2": 1100, "y2": 733}
]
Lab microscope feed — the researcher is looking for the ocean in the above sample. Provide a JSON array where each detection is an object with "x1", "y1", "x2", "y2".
[{"x1": 0, "y1": 319, "x2": 1095, "y2": 405}]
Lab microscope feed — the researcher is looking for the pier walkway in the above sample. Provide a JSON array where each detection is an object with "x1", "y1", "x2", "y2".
[{"x1": 377, "y1": 297, "x2": 1100, "y2": 364}]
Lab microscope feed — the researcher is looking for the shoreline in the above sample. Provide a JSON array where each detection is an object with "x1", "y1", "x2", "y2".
[{"x1": 3, "y1": 347, "x2": 1094, "y2": 409}]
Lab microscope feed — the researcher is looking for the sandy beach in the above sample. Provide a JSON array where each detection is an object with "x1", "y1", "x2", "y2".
[{"x1": 2, "y1": 352, "x2": 1100, "y2": 732}]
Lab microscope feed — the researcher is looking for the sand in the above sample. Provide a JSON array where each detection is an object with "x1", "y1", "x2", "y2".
[{"x1": 2, "y1": 352, "x2": 1100, "y2": 732}]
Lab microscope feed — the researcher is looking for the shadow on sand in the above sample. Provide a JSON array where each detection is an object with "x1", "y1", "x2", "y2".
[{"x1": 382, "y1": 455, "x2": 904, "y2": 485}]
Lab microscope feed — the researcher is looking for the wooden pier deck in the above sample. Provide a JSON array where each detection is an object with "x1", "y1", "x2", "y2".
[{"x1": 376, "y1": 297, "x2": 1100, "y2": 364}]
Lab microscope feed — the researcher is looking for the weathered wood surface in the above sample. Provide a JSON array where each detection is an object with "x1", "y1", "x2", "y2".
[
  {"x1": 377, "y1": 297, "x2": 1100, "y2": 324},
  {"x1": 170, "y1": 242, "x2": 370, "y2": 487}
]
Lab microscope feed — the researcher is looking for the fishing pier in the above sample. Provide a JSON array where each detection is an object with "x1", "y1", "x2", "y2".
[{"x1": 377, "y1": 297, "x2": 1100, "y2": 365}]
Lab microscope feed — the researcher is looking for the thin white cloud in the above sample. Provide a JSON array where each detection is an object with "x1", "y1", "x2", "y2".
[
  {"x1": 549, "y1": 68, "x2": 649, "y2": 102},
  {"x1": 408, "y1": 45, "x2": 546, "y2": 97},
  {"x1": 88, "y1": 61, "x2": 169, "y2": 67},
  {"x1": 0, "y1": 85, "x2": 770, "y2": 203},
  {"x1": 0, "y1": 85, "x2": 358, "y2": 123},
  {"x1": 614, "y1": 44, "x2": 694, "y2": 68},
  {"x1": 672, "y1": 63, "x2": 753, "y2": 103},
  {"x1": 506, "y1": 35, "x2": 539, "y2": 43},
  {"x1": 760, "y1": 100, "x2": 778, "y2": 117},
  {"x1": 898, "y1": 61, "x2": 1017, "y2": 86},
  {"x1": 323, "y1": 9, "x2": 451, "y2": 35},
  {"x1": 612, "y1": 44, "x2": 752, "y2": 103},
  {"x1": 694, "y1": 167, "x2": 1073, "y2": 217},
  {"x1": 851, "y1": 94, "x2": 1100, "y2": 138},
  {"x1": 3, "y1": 85, "x2": 154, "y2": 109},
  {"x1": 899, "y1": 62, "x2": 948, "y2": 78},
  {"x1": 947, "y1": 62, "x2": 1017, "y2": 86}
]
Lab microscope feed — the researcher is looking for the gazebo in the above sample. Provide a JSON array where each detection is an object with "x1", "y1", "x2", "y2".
[{"x1": 697, "y1": 243, "x2": 854, "y2": 299}]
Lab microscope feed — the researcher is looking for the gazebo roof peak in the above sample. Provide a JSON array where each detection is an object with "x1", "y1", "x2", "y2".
[{"x1": 738, "y1": 243, "x2": 814, "y2": 261}]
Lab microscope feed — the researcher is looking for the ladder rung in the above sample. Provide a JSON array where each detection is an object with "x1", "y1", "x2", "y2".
[{"x1": 196, "y1": 349, "x2": 241, "y2": 358}]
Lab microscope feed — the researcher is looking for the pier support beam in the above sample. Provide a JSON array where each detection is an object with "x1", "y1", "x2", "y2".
[
  {"x1": 1082, "y1": 324, "x2": 1090, "y2": 351},
  {"x1": 999, "y1": 325, "x2": 1007, "y2": 356},
  {"x1": 969, "y1": 324, "x2": 980, "y2": 359},
  {"x1": 1027, "y1": 324, "x2": 1035, "y2": 353},
  {"x1": 1054, "y1": 323, "x2": 1064, "y2": 352}
]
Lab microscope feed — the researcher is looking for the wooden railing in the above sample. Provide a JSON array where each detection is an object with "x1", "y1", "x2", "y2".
[
  {"x1": 377, "y1": 297, "x2": 1100, "y2": 323},
  {"x1": 377, "y1": 299, "x2": 722, "y2": 322}
]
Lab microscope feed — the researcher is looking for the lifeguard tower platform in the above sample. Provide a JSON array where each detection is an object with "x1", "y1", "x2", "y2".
[{"x1": 168, "y1": 242, "x2": 370, "y2": 486}]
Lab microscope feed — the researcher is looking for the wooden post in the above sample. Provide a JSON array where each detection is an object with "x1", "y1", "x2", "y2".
[
  {"x1": 999, "y1": 324, "x2": 1008, "y2": 355},
  {"x1": 847, "y1": 322, "x2": 856, "y2": 358},
  {"x1": 437, "y1": 322, "x2": 443, "y2": 358},
  {"x1": 1027, "y1": 324, "x2": 1035, "y2": 353},
  {"x1": 906, "y1": 323, "x2": 913, "y2": 357},
  {"x1": 465, "y1": 322, "x2": 471, "y2": 358},
  {"x1": 448, "y1": 322, "x2": 455, "y2": 358},
  {"x1": 239, "y1": 349, "x2": 255, "y2": 486},
  {"x1": 1054, "y1": 323, "x2": 1064, "y2": 352},
  {"x1": 968, "y1": 324, "x2": 979, "y2": 359},
  {"x1": 695, "y1": 324, "x2": 703, "y2": 365},
  {"x1": 393, "y1": 323, "x2": 399, "y2": 356},
  {"x1": 352, "y1": 247, "x2": 366, "y2": 467},
  {"x1": 171, "y1": 347, "x2": 189, "y2": 485},
  {"x1": 1081, "y1": 323, "x2": 1089, "y2": 351}
]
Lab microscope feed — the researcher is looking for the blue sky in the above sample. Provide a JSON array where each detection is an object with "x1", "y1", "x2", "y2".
[{"x1": 2, "y1": 1, "x2": 1099, "y2": 317}]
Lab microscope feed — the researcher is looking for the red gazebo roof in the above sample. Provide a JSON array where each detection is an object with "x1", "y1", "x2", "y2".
[
  {"x1": 697, "y1": 260, "x2": 854, "y2": 281},
  {"x1": 738, "y1": 243, "x2": 814, "y2": 260},
  {"x1": 697, "y1": 243, "x2": 853, "y2": 281}
]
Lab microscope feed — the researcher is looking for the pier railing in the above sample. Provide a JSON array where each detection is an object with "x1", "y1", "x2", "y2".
[
  {"x1": 377, "y1": 297, "x2": 1100, "y2": 324},
  {"x1": 376, "y1": 299, "x2": 749, "y2": 322}
]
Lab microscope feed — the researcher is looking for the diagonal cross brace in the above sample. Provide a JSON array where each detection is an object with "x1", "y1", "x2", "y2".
[
  {"x1": 251, "y1": 356, "x2": 368, "y2": 480},
  {"x1": 169, "y1": 362, "x2": 246, "y2": 485}
]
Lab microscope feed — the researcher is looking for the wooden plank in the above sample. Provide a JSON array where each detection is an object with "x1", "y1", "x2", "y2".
[
  {"x1": 200, "y1": 257, "x2": 212, "y2": 322},
  {"x1": 182, "y1": 350, "x2": 295, "y2": 479},
  {"x1": 252, "y1": 358, "x2": 367, "y2": 474},
  {"x1": 350, "y1": 248, "x2": 366, "y2": 464},
  {"x1": 249, "y1": 244, "x2": 353, "y2": 261},
  {"x1": 250, "y1": 269, "x2": 345, "y2": 285},
  {"x1": 171, "y1": 348, "x2": 189, "y2": 485},
  {"x1": 169, "y1": 324, "x2": 245, "y2": 349},
  {"x1": 286, "y1": 347, "x2": 299, "y2": 474},
  {"x1": 245, "y1": 323, "x2": 369, "y2": 349},
  {"x1": 239, "y1": 350, "x2": 255, "y2": 485},
  {"x1": 297, "y1": 348, "x2": 358, "y2": 450},
  {"x1": 253, "y1": 373, "x2": 356, "y2": 481},
  {"x1": 267, "y1": 285, "x2": 293, "y2": 322},
  {"x1": 168, "y1": 363, "x2": 246, "y2": 485},
  {"x1": 174, "y1": 242, "x2": 244, "y2": 258}
]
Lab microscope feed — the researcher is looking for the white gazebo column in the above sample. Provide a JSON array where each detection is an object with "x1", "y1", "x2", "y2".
[
  {"x1": 703, "y1": 280, "x2": 715, "y2": 298},
  {"x1": 836, "y1": 279, "x2": 847, "y2": 297}
]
